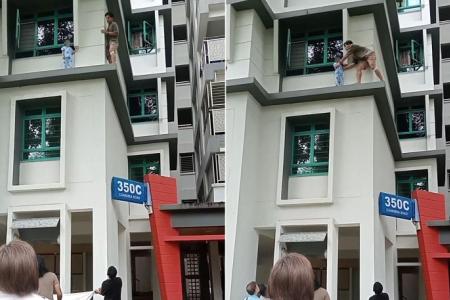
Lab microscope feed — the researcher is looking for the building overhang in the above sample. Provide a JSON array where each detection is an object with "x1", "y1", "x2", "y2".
[
  {"x1": 159, "y1": 203, "x2": 224, "y2": 228},
  {"x1": 133, "y1": 133, "x2": 178, "y2": 170}
]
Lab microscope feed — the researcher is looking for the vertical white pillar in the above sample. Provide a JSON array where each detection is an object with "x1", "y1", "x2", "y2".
[
  {"x1": 360, "y1": 222, "x2": 375, "y2": 300},
  {"x1": 73, "y1": 0, "x2": 79, "y2": 48},
  {"x1": 159, "y1": 79, "x2": 168, "y2": 134},
  {"x1": 6, "y1": 211, "x2": 14, "y2": 243},
  {"x1": 273, "y1": 19, "x2": 279, "y2": 74},
  {"x1": 59, "y1": 207, "x2": 72, "y2": 293},
  {"x1": 156, "y1": 12, "x2": 166, "y2": 72},
  {"x1": 326, "y1": 222, "x2": 338, "y2": 300},
  {"x1": 425, "y1": 95, "x2": 436, "y2": 150},
  {"x1": 92, "y1": 207, "x2": 108, "y2": 300},
  {"x1": 1, "y1": 0, "x2": 7, "y2": 56},
  {"x1": 209, "y1": 241, "x2": 223, "y2": 299}
]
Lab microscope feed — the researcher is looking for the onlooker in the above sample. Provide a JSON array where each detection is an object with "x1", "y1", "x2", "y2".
[
  {"x1": 333, "y1": 54, "x2": 344, "y2": 86},
  {"x1": 101, "y1": 12, "x2": 119, "y2": 64},
  {"x1": 37, "y1": 255, "x2": 63, "y2": 300},
  {"x1": 313, "y1": 279, "x2": 330, "y2": 300},
  {"x1": 268, "y1": 253, "x2": 314, "y2": 300},
  {"x1": 0, "y1": 240, "x2": 42, "y2": 299},
  {"x1": 339, "y1": 40, "x2": 384, "y2": 83},
  {"x1": 95, "y1": 266, "x2": 122, "y2": 300},
  {"x1": 244, "y1": 281, "x2": 260, "y2": 300},
  {"x1": 258, "y1": 283, "x2": 269, "y2": 300},
  {"x1": 369, "y1": 282, "x2": 389, "y2": 300},
  {"x1": 61, "y1": 38, "x2": 74, "y2": 69}
]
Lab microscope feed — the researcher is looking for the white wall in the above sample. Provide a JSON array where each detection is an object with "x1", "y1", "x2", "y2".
[
  {"x1": 130, "y1": 0, "x2": 162, "y2": 10},
  {"x1": 398, "y1": 0, "x2": 431, "y2": 28}
]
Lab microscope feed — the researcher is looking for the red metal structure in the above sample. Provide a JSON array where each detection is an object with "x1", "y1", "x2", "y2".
[
  {"x1": 413, "y1": 190, "x2": 450, "y2": 300},
  {"x1": 146, "y1": 174, "x2": 225, "y2": 300}
]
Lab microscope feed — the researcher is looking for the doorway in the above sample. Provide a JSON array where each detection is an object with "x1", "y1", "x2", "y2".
[{"x1": 181, "y1": 242, "x2": 211, "y2": 300}]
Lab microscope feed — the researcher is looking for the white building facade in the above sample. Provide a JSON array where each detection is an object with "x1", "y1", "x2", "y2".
[{"x1": 226, "y1": 0, "x2": 444, "y2": 300}]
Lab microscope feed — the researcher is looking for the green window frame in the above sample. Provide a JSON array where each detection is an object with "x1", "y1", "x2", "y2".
[
  {"x1": 127, "y1": 20, "x2": 156, "y2": 55},
  {"x1": 15, "y1": 9, "x2": 74, "y2": 58},
  {"x1": 397, "y1": 0, "x2": 422, "y2": 12},
  {"x1": 22, "y1": 107, "x2": 61, "y2": 161},
  {"x1": 129, "y1": 158, "x2": 160, "y2": 182},
  {"x1": 127, "y1": 90, "x2": 158, "y2": 123},
  {"x1": 396, "y1": 107, "x2": 426, "y2": 139},
  {"x1": 396, "y1": 172, "x2": 428, "y2": 198},
  {"x1": 291, "y1": 123, "x2": 330, "y2": 176},
  {"x1": 396, "y1": 39, "x2": 424, "y2": 72},
  {"x1": 286, "y1": 28, "x2": 343, "y2": 76}
]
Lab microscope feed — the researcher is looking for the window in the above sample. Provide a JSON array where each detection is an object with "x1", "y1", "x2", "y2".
[
  {"x1": 396, "y1": 38, "x2": 423, "y2": 72},
  {"x1": 128, "y1": 155, "x2": 160, "y2": 182},
  {"x1": 178, "y1": 108, "x2": 193, "y2": 128},
  {"x1": 444, "y1": 83, "x2": 450, "y2": 100},
  {"x1": 176, "y1": 65, "x2": 190, "y2": 83},
  {"x1": 440, "y1": 6, "x2": 450, "y2": 22},
  {"x1": 16, "y1": 9, "x2": 74, "y2": 58},
  {"x1": 22, "y1": 107, "x2": 61, "y2": 161},
  {"x1": 291, "y1": 122, "x2": 330, "y2": 176},
  {"x1": 397, "y1": 0, "x2": 422, "y2": 12},
  {"x1": 173, "y1": 25, "x2": 187, "y2": 42},
  {"x1": 127, "y1": 90, "x2": 158, "y2": 123},
  {"x1": 396, "y1": 107, "x2": 426, "y2": 139},
  {"x1": 442, "y1": 44, "x2": 450, "y2": 59},
  {"x1": 396, "y1": 170, "x2": 428, "y2": 197},
  {"x1": 180, "y1": 153, "x2": 195, "y2": 174},
  {"x1": 286, "y1": 28, "x2": 343, "y2": 76},
  {"x1": 446, "y1": 125, "x2": 450, "y2": 143},
  {"x1": 127, "y1": 20, "x2": 156, "y2": 55}
]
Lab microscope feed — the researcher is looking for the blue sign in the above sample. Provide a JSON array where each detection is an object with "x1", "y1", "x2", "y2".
[
  {"x1": 379, "y1": 192, "x2": 415, "y2": 220},
  {"x1": 111, "y1": 177, "x2": 150, "y2": 205}
]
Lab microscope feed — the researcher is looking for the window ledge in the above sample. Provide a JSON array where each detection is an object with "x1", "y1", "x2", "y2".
[
  {"x1": 130, "y1": 51, "x2": 157, "y2": 57},
  {"x1": 211, "y1": 183, "x2": 225, "y2": 188},
  {"x1": 176, "y1": 81, "x2": 191, "y2": 86},
  {"x1": 174, "y1": 40, "x2": 188, "y2": 44},
  {"x1": 277, "y1": 197, "x2": 332, "y2": 206},
  {"x1": 178, "y1": 125, "x2": 193, "y2": 130},
  {"x1": 14, "y1": 54, "x2": 61, "y2": 61},
  {"x1": 8, "y1": 182, "x2": 65, "y2": 192},
  {"x1": 180, "y1": 172, "x2": 195, "y2": 176}
]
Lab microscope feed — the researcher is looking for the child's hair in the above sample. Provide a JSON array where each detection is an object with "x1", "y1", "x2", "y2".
[
  {"x1": 335, "y1": 53, "x2": 342, "y2": 61},
  {"x1": 64, "y1": 39, "x2": 70, "y2": 46}
]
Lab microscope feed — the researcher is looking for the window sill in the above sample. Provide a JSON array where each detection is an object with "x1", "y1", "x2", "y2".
[
  {"x1": 174, "y1": 40, "x2": 188, "y2": 45},
  {"x1": 178, "y1": 125, "x2": 193, "y2": 130},
  {"x1": 211, "y1": 183, "x2": 225, "y2": 188},
  {"x1": 8, "y1": 182, "x2": 65, "y2": 192},
  {"x1": 277, "y1": 197, "x2": 332, "y2": 206},
  {"x1": 14, "y1": 53, "x2": 62, "y2": 60},
  {"x1": 289, "y1": 173, "x2": 328, "y2": 177},
  {"x1": 180, "y1": 172, "x2": 195, "y2": 176},
  {"x1": 176, "y1": 81, "x2": 191, "y2": 86}
]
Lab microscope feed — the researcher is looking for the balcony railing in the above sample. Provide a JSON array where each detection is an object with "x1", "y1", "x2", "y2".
[
  {"x1": 202, "y1": 37, "x2": 225, "y2": 65},
  {"x1": 210, "y1": 109, "x2": 225, "y2": 135}
]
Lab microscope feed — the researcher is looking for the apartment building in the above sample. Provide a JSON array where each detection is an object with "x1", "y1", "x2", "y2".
[
  {"x1": 0, "y1": 0, "x2": 224, "y2": 299},
  {"x1": 226, "y1": 0, "x2": 444, "y2": 299}
]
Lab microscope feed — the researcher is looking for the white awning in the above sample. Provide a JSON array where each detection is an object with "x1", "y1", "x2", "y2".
[
  {"x1": 279, "y1": 232, "x2": 327, "y2": 243},
  {"x1": 11, "y1": 217, "x2": 60, "y2": 229}
]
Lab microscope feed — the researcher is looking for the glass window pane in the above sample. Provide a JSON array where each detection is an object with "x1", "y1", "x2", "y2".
[
  {"x1": 411, "y1": 111, "x2": 425, "y2": 132},
  {"x1": 397, "y1": 182, "x2": 412, "y2": 197},
  {"x1": 129, "y1": 96, "x2": 142, "y2": 116},
  {"x1": 37, "y1": 19, "x2": 55, "y2": 47},
  {"x1": 307, "y1": 39, "x2": 325, "y2": 65},
  {"x1": 24, "y1": 119, "x2": 43, "y2": 150},
  {"x1": 58, "y1": 17, "x2": 74, "y2": 44},
  {"x1": 143, "y1": 95, "x2": 158, "y2": 116},
  {"x1": 145, "y1": 163, "x2": 160, "y2": 175},
  {"x1": 327, "y1": 37, "x2": 343, "y2": 63},
  {"x1": 294, "y1": 125, "x2": 311, "y2": 132},
  {"x1": 413, "y1": 179, "x2": 427, "y2": 191},
  {"x1": 129, "y1": 166, "x2": 144, "y2": 182},
  {"x1": 45, "y1": 117, "x2": 61, "y2": 148},
  {"x1": 25, "y1": 109, "x2": 42, "y2": 116},
  {"x1": 313, "y1": 133, "x2": 329, "y2": 163},
  {"x1": 315, "y1": 123, "x2": 330, "y2": 130},
  {"x1": 397, "y1": 113, "x2": 410, "y2": 133},
  {"x1": 293, "y1": 135, "x2": 311, "y2": 165},
  {"x1": 23, "y1": 151, "x2": 46, "y2": 160}
]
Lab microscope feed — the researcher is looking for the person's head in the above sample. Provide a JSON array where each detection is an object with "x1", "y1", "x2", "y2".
[
  {"x1": 0, "y1": 240, "x2": 39, "y2": 296},
  {"x1": 258, "y1": 283, "x2": 267, "y2": 297},
  {"x1": 37, "y1": 255, "x2": 49, "y2": 278},
  {"x1": 105, "y1": 12, "x2": 114, "y2": 23},
  {"x1": 335, "y1": 53, "x2": 342, "y2": 62},
  {"x1": 344, "y1": 40, "x2": 353, "y2": 51},
  {"x1": 246, "y1": 281, "x2": 259, "y2": 296},
  {"x1": 64, "y1": 39, "x2": 70, "y2": 47},
  {"x1": 107, "y1": 266, "x2": 117, "y2": 279},
  {"x1": 373, "y1": 282, "x2": 383, "y2": 295},
  {"x1": 268, "y1": 253, "x2": 314, "y2": 300}
]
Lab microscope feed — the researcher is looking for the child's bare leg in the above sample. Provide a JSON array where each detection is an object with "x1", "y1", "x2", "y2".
[
  {"x1": 368, "y1": 53, "x2": 384, "y2": 81},
  {"x1": 356, "y1": 62, "x2": 364, "y2": 83}
]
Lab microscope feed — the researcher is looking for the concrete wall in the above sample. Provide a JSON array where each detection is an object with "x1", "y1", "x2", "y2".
[{"x1": 398, "y1": 0, "x2": 431, "y2": 28}]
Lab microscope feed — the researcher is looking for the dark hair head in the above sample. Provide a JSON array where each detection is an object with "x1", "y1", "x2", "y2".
[
  {"x1": 246, "y1": 281, "x2": 258, "y2": 295},
  {"x1": 105, "y1": 12, "x2": 114, "y2": 18},
  {"x1": 107, "y1": 266, "x2": 117, "y2": 278},
  {"x1": 373, "y1": 282, "x2": 383, "y2": 295},
  {"x1": 37, "y1": 255, "x2": 49, "y2": 278},
  {"x1": 258, "y1": 283, "x2": 267, "y2": 297},
  {"x1": 268, "y1": 253, "x2": 314, "y2": 300},
  {"x1": 344, "y1": 40, "x2": 353, "y2": 46},
  {"x1": 0, "y1": 240, "x2": 39, "y2": 295}
]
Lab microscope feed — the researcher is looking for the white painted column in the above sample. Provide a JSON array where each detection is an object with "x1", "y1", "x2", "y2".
[
  {"x1": 159, "y1": 79, "x2": 168, "y2": 134},
  {"x1": 1, "y1": 0, "x2": 7, "y2": 56},
  {"x1": 59, "y1": 207, "x2": 72, "y2": 293},
  {"x1": 118, "y1": 223, "x2": 128, "y2": 300},
  {"x1": 73, "y1": 0, "x2": 79, "y2": 48},
  {"x1": 273, "y1": 19, "x2": 279, "y2": 74},
  {"x1": 92, "y1": 207, "x2": 109, "y2": 300},
  {"x1": 6, "y1": 211, "x2": 14, "y2": 243},
  {"x1": 209, "y1": 241, "x2": 223, "y2": 300},
  {"x1": 425, "y1": 95, "x2": 436, "y2": 150},
  {"x1": 360, "y1": 222, "x2": 375, "y2": 300},
  {"x1": 156, "y1": 12, "x2": 166, "y2": 72},
  {"x1": 327, "y1": 223, "x2": 339, "y2": 300}
]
